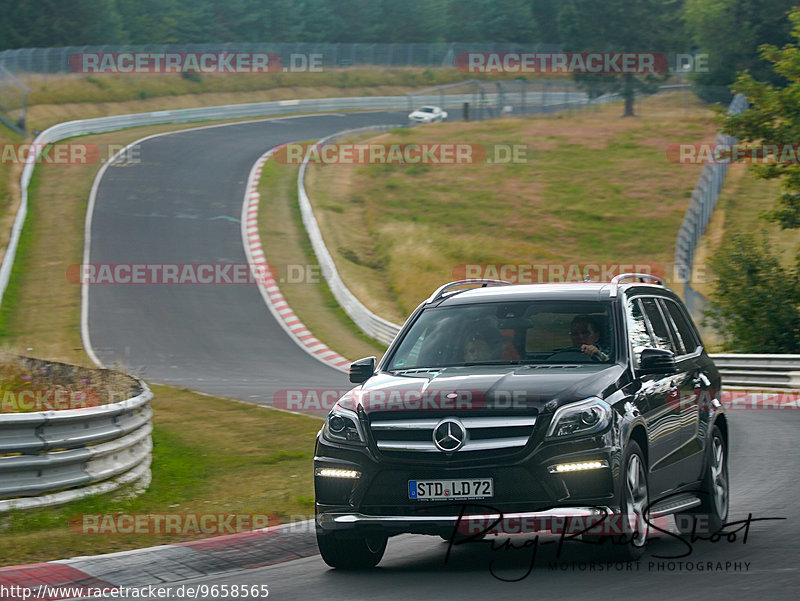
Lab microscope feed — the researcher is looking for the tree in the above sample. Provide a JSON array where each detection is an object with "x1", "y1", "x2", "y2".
[
  {"x1": 116, "y1": 0, "x2": 203, "y2": 44},
  {"x1": 706, "y1": 233, "x2": 800, "y2": 352},
  {"x1": 557, "y1": 0, "x2": 686, "y2": 117},
  {"x1": 0, "y1": 0, "x2": 124, "y2": 48},
  {"x1": 378, "y1": 0, "x2": 448, "y2": 43},
  {"x1": 484, "y1": 0, "x2": 537, "y2": 44},
  {"x1": 327, "y1": 0, "x2": 384, "y2": 42},
  {"x1": 721, "y1": 6, "x2": 800, "y2": 230},
  {"x1": 683, "y1": 0, "x2": 795, "y2": 103},
  {"x1": 529, "y1": 0, "x2": 561, "y2": 47}
]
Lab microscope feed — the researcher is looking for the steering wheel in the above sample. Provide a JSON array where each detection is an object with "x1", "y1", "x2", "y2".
[{"x1": 546, "y1": 346, "x2": 589, "y2": 361}]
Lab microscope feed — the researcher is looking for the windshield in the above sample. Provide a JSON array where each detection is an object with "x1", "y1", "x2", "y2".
[
  {"x1": 388, "y1": 300, "x2": 615, "y2": 370},
  {"x1": 419, "y1": 107, "x2": 435, "y2": 113}
]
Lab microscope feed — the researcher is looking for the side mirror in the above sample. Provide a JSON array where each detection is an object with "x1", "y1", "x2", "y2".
[
  {"x1": 349, "y1": 356, "x2": 376, "y2": 384},
  {"x1": 638, "y1": 348, "x2": 678, "y2": 375}
]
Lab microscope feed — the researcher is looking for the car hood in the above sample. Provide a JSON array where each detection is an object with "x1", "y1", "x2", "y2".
[{"x1": 345, "y1": 364, "x2": 626, "y2": 418}]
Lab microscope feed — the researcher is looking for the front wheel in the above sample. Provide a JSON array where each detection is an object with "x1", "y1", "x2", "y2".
[
  {"x1": 584, "y1": 441, "x2": 649, "y2": 560},
  {"x1": 676, "y1": 425, "x2": 729, "y2": 535},
  {"x1": 316, "y1": 530, "x2": 387, "y2": 569}
]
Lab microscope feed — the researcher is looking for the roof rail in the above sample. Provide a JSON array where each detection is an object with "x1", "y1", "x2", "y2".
[
  {"x1": 426, "y1": 279, "x2": 511, "y2": 304},
  {"x1": 609, "y1": 273, "x2": 665, "y2": 297}
]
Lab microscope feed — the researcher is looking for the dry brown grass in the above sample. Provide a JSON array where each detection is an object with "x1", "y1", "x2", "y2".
[{"x1": 305, "y1": 90, "x2": 721, "y2": 316}]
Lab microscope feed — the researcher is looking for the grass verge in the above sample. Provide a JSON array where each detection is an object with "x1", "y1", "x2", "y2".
[
  {"x1": 256, "y1": 157, "x2": 386, "y2": 362},
  {"x1": 23, "y1": 68, "x2": 526, "y2": 107}
]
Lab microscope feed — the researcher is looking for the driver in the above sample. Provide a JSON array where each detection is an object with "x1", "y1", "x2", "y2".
[{"x1": 569, "y1": 315, "x2": 609, "y2": 361}]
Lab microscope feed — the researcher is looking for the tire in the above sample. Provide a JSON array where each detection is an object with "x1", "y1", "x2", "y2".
[
  {"x1": 584, "y1": 441, "x2": 649, "y2": 560},
  {"x1": 316, "y1": 530, "x2": 387, "y2": 569},
  {"x1": 676, "y1": 425, "x2": 729, "y2": 535}
]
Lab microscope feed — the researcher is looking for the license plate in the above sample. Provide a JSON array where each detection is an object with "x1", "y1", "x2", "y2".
[{"x1": 408, "y1": 478, "x2": 494, "y2": 501}]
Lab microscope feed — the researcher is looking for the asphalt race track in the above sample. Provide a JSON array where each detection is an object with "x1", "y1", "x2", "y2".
[
  {"x1": 86, "y1": 111, "x2": 408, "y2": 402},
  {"x1": 66, "y1": 410, "x2": 794, "y2": 601},
  {"x1": 85, "y1": 112, "x2": 799, "y2": 599}
]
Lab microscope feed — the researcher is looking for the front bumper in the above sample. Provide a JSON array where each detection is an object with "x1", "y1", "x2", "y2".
[
  {"x1": 317, "y1": 506, "x2": 616, "y2": 535},
  {"x1": 314, "y1": 425, "x2": 622, "y2": 536}
]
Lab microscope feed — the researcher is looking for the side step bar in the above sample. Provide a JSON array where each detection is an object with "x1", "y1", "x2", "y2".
[{"x1": 648, "y1": 493, "x2": 702, "y2": 517}]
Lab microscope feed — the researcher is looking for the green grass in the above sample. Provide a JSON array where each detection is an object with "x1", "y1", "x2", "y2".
[
  {"x1": 0, "y1": 385, "x2": 322, "y2": 566},
  {"x1": 0, "y1": 165, "x2": 37, "y2": 341}
]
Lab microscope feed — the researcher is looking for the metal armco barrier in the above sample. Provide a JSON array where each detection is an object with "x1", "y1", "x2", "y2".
[
  {"x1": 0, "y1": 380, "x2": 153, "y2": 511},
  {"x1": 296, "y1": 126, "x2": 406, "y2": 346},
  {"x1": 710, "y1": 354, "x2": 800, "y2": 389},
  {"x1": 675, "y1": 93, "x2": 749, "y2": 319}
]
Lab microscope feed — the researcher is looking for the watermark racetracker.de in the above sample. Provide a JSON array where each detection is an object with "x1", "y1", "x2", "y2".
[
  {"x1": 66, "y1": 263, "x2": 324, "y2": 285},
  {"x1": 69, "y1": 51, "x2": 324, "y2": 73},
  {"x1": 273, "y1": 142, "x2": 528, "y2": 165}
]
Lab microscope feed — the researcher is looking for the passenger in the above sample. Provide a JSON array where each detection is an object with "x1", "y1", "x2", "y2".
[
  {"x1": 464, "y1": 332, "x2": 493, "y2": 362},
  {"x1": 463, "y1": 323, "x2": 506, "y2": 362}
]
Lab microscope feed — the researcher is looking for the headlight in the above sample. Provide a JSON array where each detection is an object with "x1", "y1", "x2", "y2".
[
  {"x1": 545, "y1": 397, "x2": 612, "y2": 439},
  {"x1": 322, "y1": 404, "x2": 366, "y2": 445}
]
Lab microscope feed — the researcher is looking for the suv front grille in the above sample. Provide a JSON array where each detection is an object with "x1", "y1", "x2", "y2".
[{"x1": 369, "y1": 415, "x2": 537, "y2": 454}]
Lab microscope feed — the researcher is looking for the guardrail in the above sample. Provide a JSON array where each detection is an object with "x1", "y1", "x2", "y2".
[
  {"x1": 297, "y1": 126, "x2": 407, "y2": 345},
  {"x1": 675, "y1": 93, "x2": 749, "y2": 319},
  {"x1": 0, "y1": 376, "x2": 153, "y2": 511},
  {"x1": 710, "y1": 354, "x2": 800, "y2": 389}
]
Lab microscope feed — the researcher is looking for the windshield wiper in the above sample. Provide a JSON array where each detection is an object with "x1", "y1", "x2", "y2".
[{"x1": 460, "y1": 360, "x2": 524, "y2": 366}]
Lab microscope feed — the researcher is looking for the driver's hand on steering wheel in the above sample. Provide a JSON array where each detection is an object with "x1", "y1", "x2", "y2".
[{"x1": 581, "y1": 344, "x2": 608, "y2": 361}]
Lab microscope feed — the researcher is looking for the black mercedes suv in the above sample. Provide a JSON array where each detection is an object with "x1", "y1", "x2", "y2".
[{"x1": 314, "y1": 274, "x2": 729, "y2": 568}]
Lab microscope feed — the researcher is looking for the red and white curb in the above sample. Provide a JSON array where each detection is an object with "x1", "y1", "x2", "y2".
[
  {"x1": 0, "y1": 521, "x2": 317, "y2": 600},
  {"x1": 241, "y1": 145, "x2": 351, "y2": 373}
]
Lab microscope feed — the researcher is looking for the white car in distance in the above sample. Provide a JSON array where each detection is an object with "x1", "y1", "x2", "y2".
[{"x1": 408, "y1": 105, "x2": 448, "y2": 123}]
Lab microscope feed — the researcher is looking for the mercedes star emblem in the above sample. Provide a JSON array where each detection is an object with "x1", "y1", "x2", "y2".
[{"x1": 433, "y1": 418, "x2": 467, "y2": 452}]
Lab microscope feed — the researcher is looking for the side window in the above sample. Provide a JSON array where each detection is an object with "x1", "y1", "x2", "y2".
[
  {"x1": 625, "y1": 298, "x2": 653, "y2": 368},
  {"x1": 655, "y1": 299, "x2": 686, "y2": 356},
  {"x1": 663, "y1": 299, "x2": 700, "y2": 354},
  {"x1": 640, "y1": 298, "x2": 675, "y2": 353}
]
